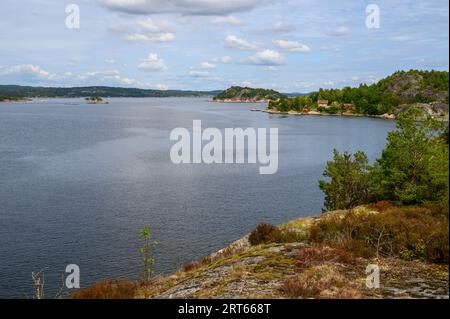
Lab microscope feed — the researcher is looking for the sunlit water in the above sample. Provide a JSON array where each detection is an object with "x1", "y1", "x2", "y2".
[{"x1": 0, "y1": 97, "x2": 395, "y2": 298}]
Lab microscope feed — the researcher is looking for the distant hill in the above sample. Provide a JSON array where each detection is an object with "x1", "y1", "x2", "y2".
[
  {"x1": 213, "y1": 86, "x2": 286, "y2": 102},
  {"x1": 0, "y1": 85, "x2": 221, "y2": 99}
]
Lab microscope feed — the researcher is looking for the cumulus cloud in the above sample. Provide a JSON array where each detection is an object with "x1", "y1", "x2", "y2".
[
  {"x1": 273, "y1": 39, "x2": 311, "y2": 53},
  {"x1": 189, "y1": 61, "x2": 217, "y2": 77},
  {"x1": 247, "y1": 49, "x2": 284, "y2": 65},
  {"x1": 137, "y1": 53, "x2": 167, "y2": 71},
  {"x1": 111, "y1": 18, "x2": 175, "y2": 43},
  {"x1": 210, "y1": 15, "x2": 243, "y2": 26},
  {"x1": 225, "y1": 35, "x2": 258, "y2": 50},
  {"x1": 137, "y1": 18, "x2": 172, "y2": 33},
  {"x1": 105, "y1": 58, "x2": 116, "y2": 64},
  {"x1": 327, "y1": 26, "x2": 350, "y2": 36},
  {"x1": 98, "y1": 0, "x2": 264, "y2": 15},
  {"x1": 0, "y1": 64, "x2": 56, "y2": 81}
]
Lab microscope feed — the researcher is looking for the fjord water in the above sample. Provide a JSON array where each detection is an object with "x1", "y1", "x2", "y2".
[{"x1": 0, "y1": 98, "x2": 395, "y2": 298}]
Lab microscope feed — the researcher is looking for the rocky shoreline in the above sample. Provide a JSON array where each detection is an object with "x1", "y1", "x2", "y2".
[
  {"x1": 130, "y1": 206, "x2": 449, "y2": 299},
  {"x1": 213, "y1": 98, "x2": 272, "y2": 103},
  {"x1": 252, "y1": 108, "x2": 397, "y2": 120}
]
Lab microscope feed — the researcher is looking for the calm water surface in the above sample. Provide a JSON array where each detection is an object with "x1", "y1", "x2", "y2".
[{"x1": 0, "y1": 97, "x2": 395, "y2": 298}]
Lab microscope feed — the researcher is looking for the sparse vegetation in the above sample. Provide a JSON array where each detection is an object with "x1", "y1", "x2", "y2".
[
  {"x1": 85, "y1": 96, "x2": 104, "y2": 103},
  {"x1": 308, "y1": 204, "x2": 449, "y2": 264},
  {"x1": 139, "y1": 226, "x2": 158, "y2": 282},
  {"x1": 248, "y1": 223, "x2": 304, "y2": 245},
  {"x1": 71, "y1": 279, "x2": 136, "y2": 299}
]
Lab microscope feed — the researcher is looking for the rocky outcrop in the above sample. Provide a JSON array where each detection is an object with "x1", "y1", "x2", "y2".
[{"x1": 135, "y1": 206, "x2": 449, "y2": 299}]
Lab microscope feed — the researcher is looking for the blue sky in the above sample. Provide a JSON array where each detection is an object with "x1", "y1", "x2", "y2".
[{"x1": 0, "y1": 0, "x2": 448, "y2": 92}]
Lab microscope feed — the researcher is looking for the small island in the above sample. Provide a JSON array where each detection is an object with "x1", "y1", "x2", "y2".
[
  {"x1": 0, "y1": 96, "x2": 31, "y2": 102},
  {"x1": 213, "y1": 86, "x2": 286, "y2": 103},
  {"x1": 85, "y1": 96, "x2": 108, "y2": 104}
]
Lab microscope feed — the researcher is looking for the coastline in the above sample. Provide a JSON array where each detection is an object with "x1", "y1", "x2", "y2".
[
  {"x1": 213, "y1": 99, "x2": 272, "y2": 103},
  {"x1": 253, "y1": 108, "x2": 397, "y2": 120},
  {"x1": 253, "y1": 108, "x2": 450, "y2": 122}
]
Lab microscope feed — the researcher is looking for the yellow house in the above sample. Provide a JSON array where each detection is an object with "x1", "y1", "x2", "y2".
[{"x1": 317, "y1": 99, "x2": 329, "y2": 108}]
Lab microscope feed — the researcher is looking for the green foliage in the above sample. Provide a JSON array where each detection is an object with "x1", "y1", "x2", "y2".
[
  {"x1": 319, "y1": 150, "x2": 370, "y2": 211},
  {"x1": 214, "y1": 86, "x2": 285, "y2": 101},
  {"x1": 269, "y1": 95, "x2": 313, "y2": 111},
  {"x1": 370, "y1": 108, "x2": 449, "y2": 205},
  {"x1": 268, "y1": 70, "x2": 449, "y2": 115},
  {"x1": 85, "y1": 96, "x2": 103, "y2": 102},
  {"x1": 308, "y1": 204, "x2": 449, "y2": 264},
  {"x1": 139, "y1": 226, "x2": 158, "y2": 282},
  {"x1": 0, "y1": 95, "x2": 24, "y2": 101},
  {"x1": 320, "y1": 108, "x2": 449, "y2": 209}
]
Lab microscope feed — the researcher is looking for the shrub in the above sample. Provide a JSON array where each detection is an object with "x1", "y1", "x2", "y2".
[
  {"x1": 369, "y1": 200, "x2": 392, "y2": 212},
  {"x1": 249, "y1": 223, "x2": 282, "y2": 245},
  {"x1": 309, "y1": 205, "x2": 449, "y2": 263},
  {"x1": 281, "y1": 275, "x2": 320, "y2": 298},
  {"x1": 281, "y1": 265, "x2": 350, "y2": 298},
  {"x1": 71, "y1": 279, "x2": 136, "y2": 299},
  {"x1": 294, "y1": 246, "x2": 360, "y2": 268},
  {"x1": 181, "y1": 260, "x2": 202, "y2": 272},
  {"x1": 319, "y1": 149, "x2": 370, "y2": 211}
]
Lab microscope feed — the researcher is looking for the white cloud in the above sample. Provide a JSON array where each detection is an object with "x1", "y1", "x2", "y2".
[
  {"x1": 105, "y1": 58, "x2": 116, "y2": 64},
  {"x1": 225, "y1": 35, "x2": 258, "y2": 50},
  {"x1": 213, "y1": 56, "x2": 234, "y2": 63},
  {"x1": 102, "y1": 74, "x2": 141, "y2": 86},
  {"x1": 85, "y1": 70, "x2": 120, "y2": 77},
  {"x1": 99, "y1": 0, "x2": 265, "y2": 15},
  {"x1": 111, "y1": 18, "x2": 175, "y2": 44},
  {"x1": 154, "y1": 83, "x2": 169, "y2": 90},
  {"x1": 124, "y1": 32, "x2": 175, "y2": 43},
  {"x1": 137, "y1": 18, "x2": 172, "y2": 33},
  {"x1": 210, "y1": 15, "x2": 243, "y2": 26},
  {"x1": 189, "y1": 70, "x2": 210, "y2": 77},
  {"x1": 0, "y1": 64, "x2": 56, "y2": 80},
  {"x1": 273, "y1": 39, "x2": 311, "y2": 53},
  {"x1": 189, "y1": 61, "x2": 217, "y2": 77},
  {"x1": 137, "y1": 53, "x2": 167, "y2": 71},
  {"x1": 266, "y1": 66, "x2": 278, "y2": 71},
  {"x1": 199, "y1": 62, "x2": 216, "y2": 69},
  {"x1": 271, "y1": 21, "x2": 296, "y2": 32},
  {"x1": 327, "y1": 26, "x2": 350, "y2": 36},
  {"x1": 247, "y1": 49, "x2": 284, "y2": 65}
]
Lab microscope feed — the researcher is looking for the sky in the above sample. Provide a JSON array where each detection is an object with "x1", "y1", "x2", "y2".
[{"x1": 0, "y1": 0, "x2": 448, "y2": 92}]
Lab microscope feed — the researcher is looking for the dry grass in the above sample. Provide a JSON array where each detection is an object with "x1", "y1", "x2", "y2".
[
  {"x1": 309, "y1": 204, "x2": 449, "y2": 263},
  {"x1": 281, "y1": 264, "x2": 361, "y2": 299},
  {"x1": 294, "y1": 246, "x2": 361, "y2": 268},
  {"x1": 71, "y1": 279, "x2": 137, "y2": 299}
]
